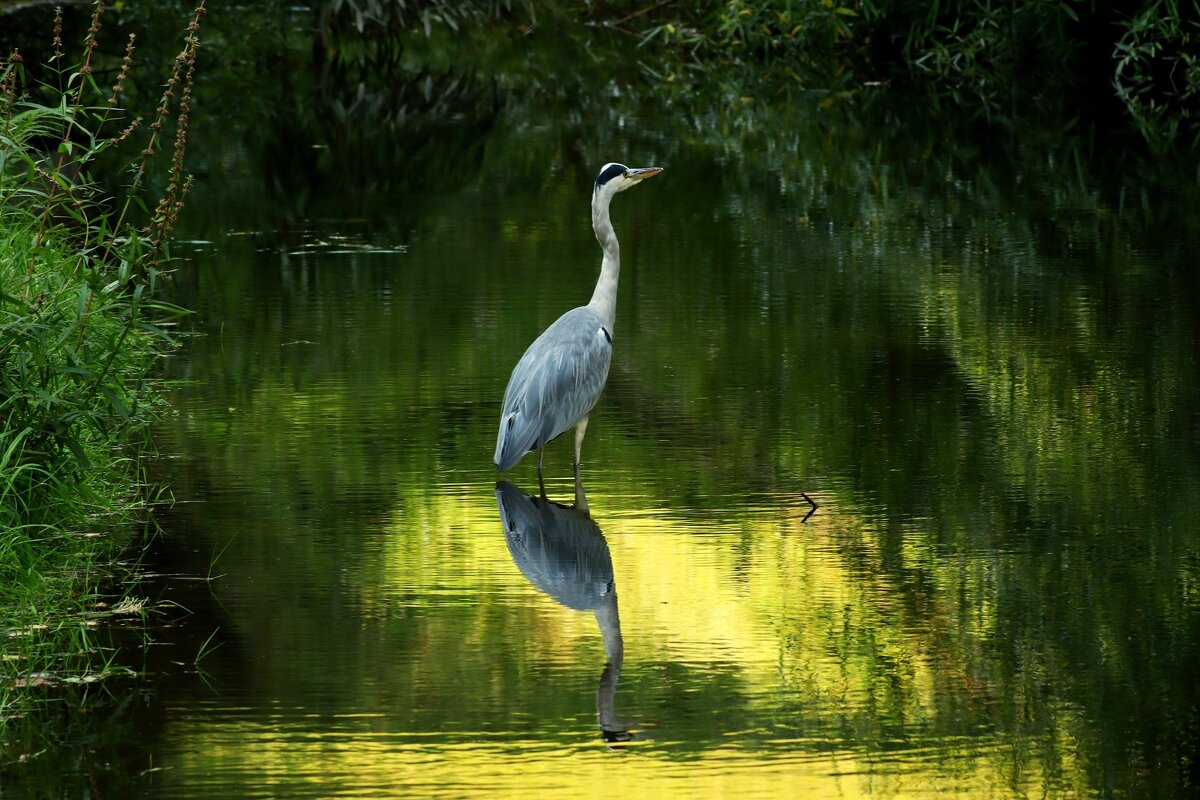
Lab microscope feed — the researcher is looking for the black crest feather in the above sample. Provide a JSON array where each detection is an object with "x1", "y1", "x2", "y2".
[{"x1": 594, "y1": 163, "x2": 626, "y2": 190}]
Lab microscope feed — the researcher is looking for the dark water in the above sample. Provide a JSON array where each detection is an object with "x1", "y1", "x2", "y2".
[{"x1": 9, "y1": 52, "x2": 1200, "y2": 796}]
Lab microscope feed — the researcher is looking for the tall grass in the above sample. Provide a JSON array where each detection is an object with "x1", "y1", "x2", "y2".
[{"x1": 1, "y1": 1, "x2": 203, "y2": 721}]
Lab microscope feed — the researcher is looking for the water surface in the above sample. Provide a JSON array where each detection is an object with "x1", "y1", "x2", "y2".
[
  {"x1": 4, "y1": 78, "x2": 1194, "y2": 797},
  {"x1": 117, "y1": 102, "x2": 1200, "y2": 798}
]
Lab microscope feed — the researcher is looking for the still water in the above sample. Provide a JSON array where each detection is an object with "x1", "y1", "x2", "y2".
[{"x1": 49, "y1": 91, "x2": 1200, "y2": 796}]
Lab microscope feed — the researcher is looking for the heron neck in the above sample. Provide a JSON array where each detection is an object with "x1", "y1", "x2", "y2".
[
  {"x1": 595, "y1": 592, "x2": 624, "y2": 732},
  {"x1": 595, "y1": 592, "x2": 623, "y2": 666},
  {"x1": 589, "y1": 193, "x2": 620, "y2": 331}
]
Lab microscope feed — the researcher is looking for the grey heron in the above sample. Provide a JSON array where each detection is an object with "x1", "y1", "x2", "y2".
[{"x1": 494, "y1": 162, "x2": 662, "y2": 511}]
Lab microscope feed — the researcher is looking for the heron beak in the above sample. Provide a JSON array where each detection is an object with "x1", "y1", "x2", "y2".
[{"x1": 628, "y1": 167, "x2": 663, "y2": 182}]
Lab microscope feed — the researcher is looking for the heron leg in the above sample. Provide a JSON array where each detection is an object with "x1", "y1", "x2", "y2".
[
  {"x1": 574, "y1": 416, "x2": 589, "y2": 514},
  {"x1": 537, "y1": 447, "x2": 546, "y2": 499}
]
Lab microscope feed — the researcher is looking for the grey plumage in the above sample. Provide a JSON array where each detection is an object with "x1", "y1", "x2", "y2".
[
  {"x1": 494, "y1": 307, "x2": 613, "y2": 472},
  {"x1": 494, "y1": 162, "x2": 662, "y2": 507}
]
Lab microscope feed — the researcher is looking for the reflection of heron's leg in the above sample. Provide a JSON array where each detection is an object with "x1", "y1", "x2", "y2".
[
  {"x1": 537, "y1": 447, "x2": 546, "y2": 499},
  {"x1": 574, "y1": 416, "x2": 589, "y2": 514}
]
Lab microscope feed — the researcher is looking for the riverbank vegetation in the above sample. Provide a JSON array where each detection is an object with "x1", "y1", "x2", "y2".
[
  {"x1": 304, "y1": 0, "x2": 1197, "y2": 149},
  {"x1": 627, "y1": 0, "x2": 1196, "y2": 134},
  {"x1": 1, "y1": 2, "x2": 203, "y2": 721}
]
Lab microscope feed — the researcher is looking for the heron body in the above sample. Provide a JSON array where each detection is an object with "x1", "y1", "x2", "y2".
[
  {"x1": 494, "y1": 162, "x2": 662, "y2": 509},
  {"x1": 494, "y1": 306, "x2": 613, "y2": 471}
]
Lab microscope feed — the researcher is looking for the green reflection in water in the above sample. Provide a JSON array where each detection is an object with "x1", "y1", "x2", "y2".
[{"x1": 132, "y1": 94, "x2": 1200, "y2": 798}]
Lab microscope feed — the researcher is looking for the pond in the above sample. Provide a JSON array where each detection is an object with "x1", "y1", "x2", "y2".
[
  {"x1": 126, "y1": 92, "x2": 1200, "y2": 797},
  {"x1": 9, "y1": 29, "x2": 1200, "y2": 797}
]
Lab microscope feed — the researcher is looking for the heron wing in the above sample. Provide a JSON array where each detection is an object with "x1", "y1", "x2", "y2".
[{"x1": 495, "y1": 307, "x2": 613, "y2": 470}]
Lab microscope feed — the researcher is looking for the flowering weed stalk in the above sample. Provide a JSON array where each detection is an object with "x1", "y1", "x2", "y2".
[{"x1": 0, "y1": 2, "x2": 204, "y2": 720}]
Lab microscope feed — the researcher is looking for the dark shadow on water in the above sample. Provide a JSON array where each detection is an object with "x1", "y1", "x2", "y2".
[{"x1": 494, "y1": 481, "x2": 632, "y2": 744}]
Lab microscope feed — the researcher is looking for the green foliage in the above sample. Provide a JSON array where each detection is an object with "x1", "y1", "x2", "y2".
[
  {"x1": 1114, "y1": 0, "x2": 1200, "y2": 147},
  {"x1": 632, "y1": 0, "x2": 866, "y2": 89},
  {"x1": 588, "y1": 0, "x2": 1197, "y2": 140},
  {"x1": 0, "y1": 1, "x2": 201, "y2": 718},
  {"x1": 312, "y1": 0, "x2": 531, "y2": 94}
]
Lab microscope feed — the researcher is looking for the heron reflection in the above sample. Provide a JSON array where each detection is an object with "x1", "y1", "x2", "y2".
[{"x1": 494, "y1": 480, "x2": 631, "y2": 743}]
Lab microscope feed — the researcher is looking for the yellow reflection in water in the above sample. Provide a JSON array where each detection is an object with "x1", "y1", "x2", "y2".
[
  {"x1": 159, "y1": 719, "x2": 1068, "y2": 799},
  {"x1": 153, "y1": 482, "x2": 1088, "y2": 798}
]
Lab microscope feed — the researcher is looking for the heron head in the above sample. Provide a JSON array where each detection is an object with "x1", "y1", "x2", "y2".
[{"x1": 593, "y1": 163, "x2": 663, "y2": 198}]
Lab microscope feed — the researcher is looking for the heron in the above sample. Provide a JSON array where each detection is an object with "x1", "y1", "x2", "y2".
[{"x1": 494, "y1": 162, "x2": 663, "y2": 511}]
